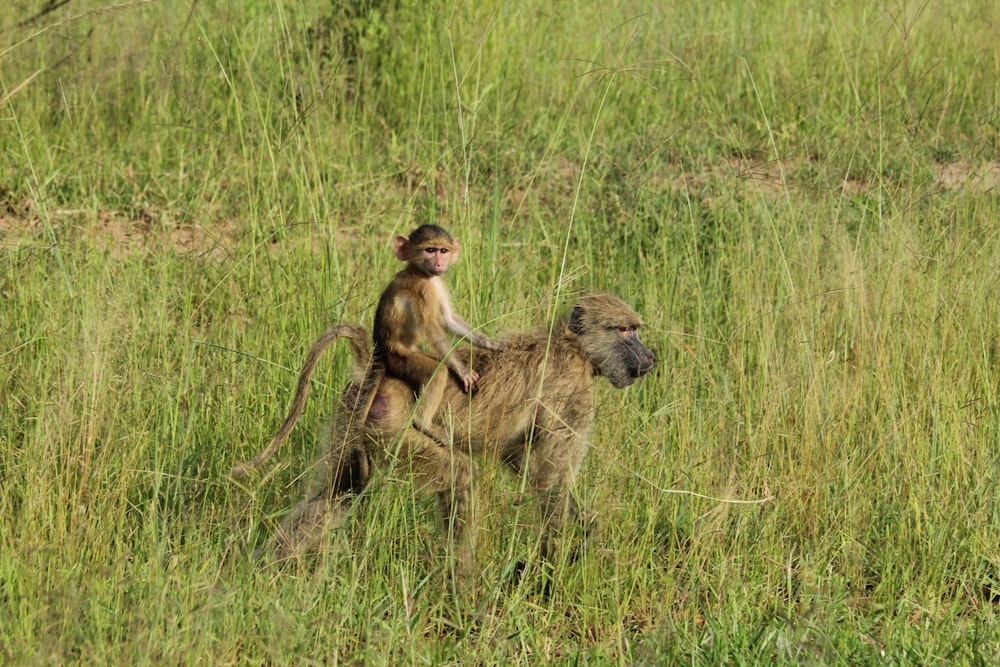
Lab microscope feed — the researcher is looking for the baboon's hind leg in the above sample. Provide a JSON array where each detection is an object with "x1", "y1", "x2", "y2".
[
  {"x1": 391, "y1": 428, "x2": 477, "y2": 574},
  {"x1": 259, "y1": 419, "x2": 371, "y2": 565},
  {"x1": 261, "y1": 494, "x2": 352, "y2": 564}
]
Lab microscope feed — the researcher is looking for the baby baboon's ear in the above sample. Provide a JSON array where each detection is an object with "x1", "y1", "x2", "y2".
[{"x1": 394, "y1": 235, "x2": 411, "y2": 261}]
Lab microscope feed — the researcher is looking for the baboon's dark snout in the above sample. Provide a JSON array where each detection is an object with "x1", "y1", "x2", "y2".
[{"x1": 632, "y1": 344, "x2": 655, "y2": 377}]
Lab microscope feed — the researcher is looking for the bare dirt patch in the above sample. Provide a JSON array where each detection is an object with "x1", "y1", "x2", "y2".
[
  {"x1": 0, "y1": 208, "x2": 241, "y2": 260},
  {"x1": 2, "y1": 159, "x2": 995, "y2": 256},
  {"x1": 0, "y1": 208, "x2": 367, "y2": 259},
  {"x1": 935, "y1": 161, "x2": 1000, "y2": 192},
  {"x1": 91, "y1": 210, "x2": 240, "y2": 260}
]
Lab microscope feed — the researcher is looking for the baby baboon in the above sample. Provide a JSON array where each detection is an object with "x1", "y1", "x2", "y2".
[
  {"x1": 244, "y1": 294, "x2": 654, "y2": 571},
  {"x1": 373, "y1": 224, "x2": 500, "y2": 445}
]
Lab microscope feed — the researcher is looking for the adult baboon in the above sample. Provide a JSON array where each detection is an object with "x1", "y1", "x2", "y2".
[{"x1": 244, "y1": 293, "x2": 654, "y2": 569}]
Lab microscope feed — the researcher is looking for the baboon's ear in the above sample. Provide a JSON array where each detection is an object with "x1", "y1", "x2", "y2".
[
  {"x1": 394, "y1": 236, "x2": 411, "y2": 261},
  {"x1": 569, "y1": 305, "x2": 586, "y2": 335}
]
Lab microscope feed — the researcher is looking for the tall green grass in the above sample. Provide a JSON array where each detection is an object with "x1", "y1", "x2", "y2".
[{"x1": 2, "y1": 0, "x2": 999, "y2": 663}]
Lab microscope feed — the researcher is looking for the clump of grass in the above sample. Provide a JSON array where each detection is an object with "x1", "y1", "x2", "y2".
[{"x1": 2, "y1": 0, "x2": 999, "y2": 663}]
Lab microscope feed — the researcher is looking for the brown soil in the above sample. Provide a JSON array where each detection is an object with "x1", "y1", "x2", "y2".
[{"x1": 1, "y1": 160, "x2": 995, "y2": 256}]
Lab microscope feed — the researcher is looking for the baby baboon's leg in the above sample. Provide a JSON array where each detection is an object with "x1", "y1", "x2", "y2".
[
  {"x1": 411, "y1": 363, "x2": 451, "y2": 446},
  {"x1": 390, "y1": 351, "x2": 452, "y2": 446}
]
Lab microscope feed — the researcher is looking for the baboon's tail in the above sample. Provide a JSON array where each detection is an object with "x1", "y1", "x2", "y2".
[{"x1": 231, "y1": 323, "x2": 372, "y2": 479}]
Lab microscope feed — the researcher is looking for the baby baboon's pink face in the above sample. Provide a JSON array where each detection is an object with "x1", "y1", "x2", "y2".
[{"x1": 417, "y1": 245, "x2": 453, "y2": 276}]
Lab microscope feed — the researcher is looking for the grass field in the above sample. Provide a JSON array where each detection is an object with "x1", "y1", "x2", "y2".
[{"x1": 2, "y1": 0, "x2": 999, "y2": 663}]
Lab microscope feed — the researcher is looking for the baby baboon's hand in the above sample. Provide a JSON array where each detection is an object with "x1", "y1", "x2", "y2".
[{"x1": 459, "y1": 369, "x2": 481, "y2": 393}]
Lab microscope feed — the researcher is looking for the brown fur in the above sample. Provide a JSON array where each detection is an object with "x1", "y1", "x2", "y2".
[{"x1": 246, "y1": 293, "x2": 654, "y2": 570}]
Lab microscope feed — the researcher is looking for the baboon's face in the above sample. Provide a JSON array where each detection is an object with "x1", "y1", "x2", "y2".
[
  {"x1": 605, "y1": 326, "x2": 655, "y2": 388},
  {"x1": 569, "y1": 295, "x2": 655, "y2": 388}
]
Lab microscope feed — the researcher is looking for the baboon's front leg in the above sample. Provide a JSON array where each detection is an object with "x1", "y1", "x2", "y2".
[{"x1": 524, "y1": 424, "x2": 591, "y2": 562}]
